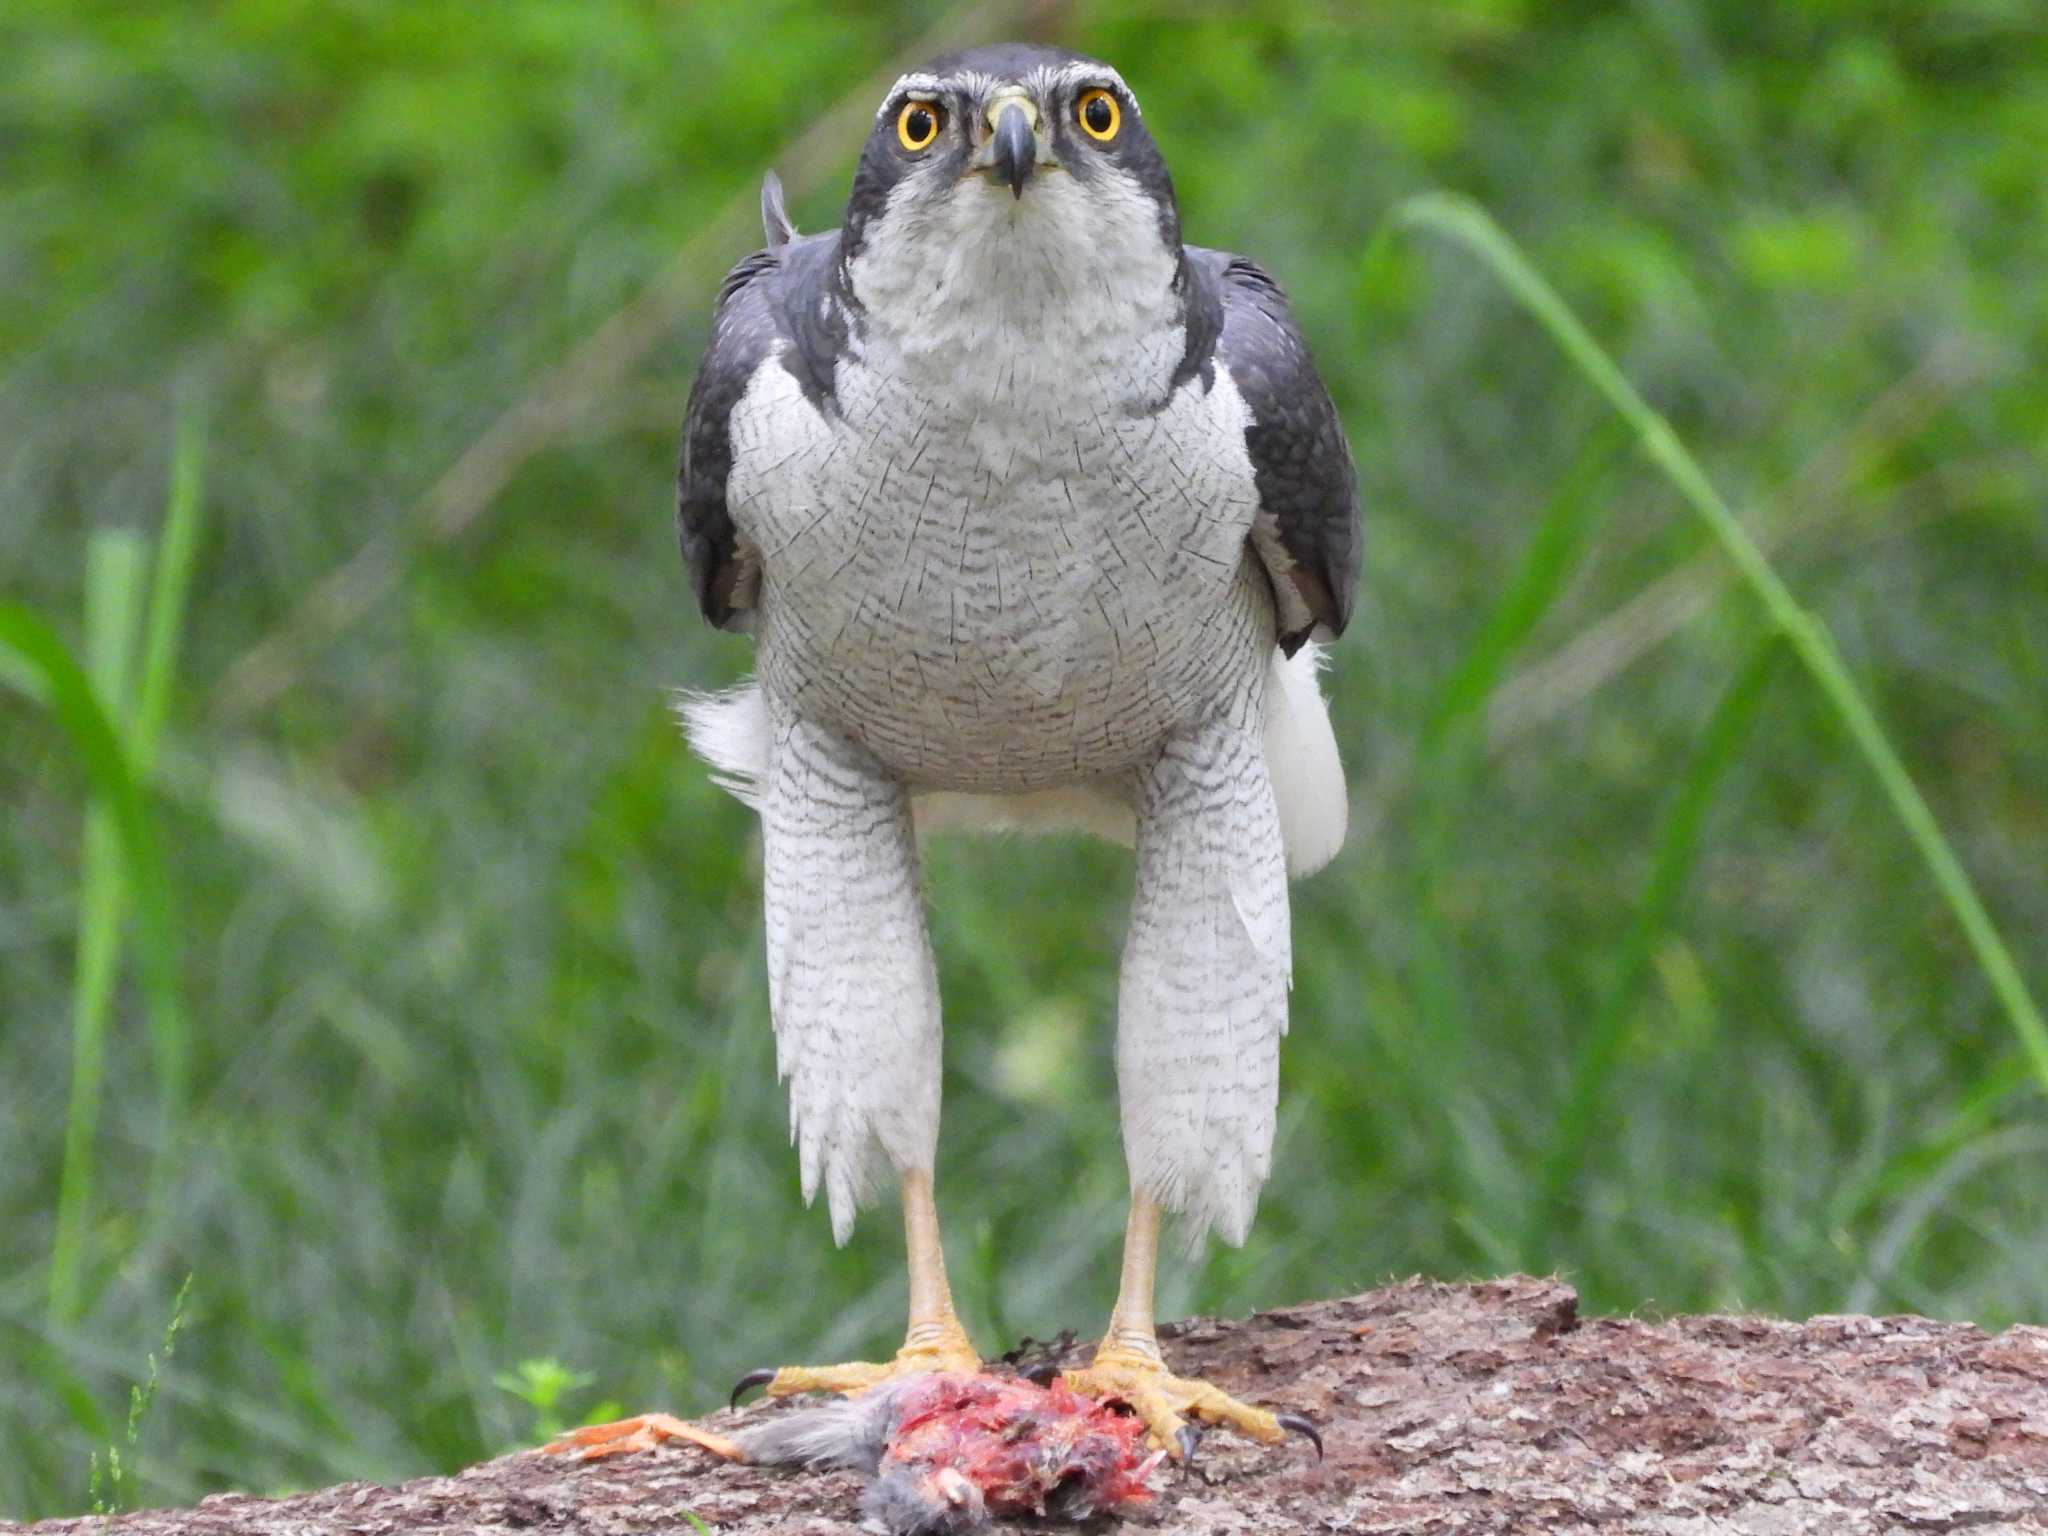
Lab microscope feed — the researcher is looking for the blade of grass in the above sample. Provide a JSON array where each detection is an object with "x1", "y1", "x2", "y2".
[
  {"x1": 50, "y1": 798, "x2": 124, "y2": 1323},
  {"x1": 92, "y1": 1272, "x2": 193, "y2": 1512},
  {"x1": 1416, "y1": 420, "x2": 1626, "y2": 872},
  {"x1": 83, "y1": 532, "x2": 147, "y2": 719},
  {"x1": 47, "y1": 533, "x2": 148, "y2": 1324},
  {"x1": 1421, "y1": 420, "x2": 1627, "y2": 757},
  {"x1": 134, "y1": 412, "x2": 207, "y2": 770},
  {"x1": 0, "y1": 604, "x2": 185, "y2": 1319},
  {"x1": 1394, "y1": 191, "x2": 2048, "y2": 1100},
  {"x1": 1526, "y1": 635, "x2": 1783, "y2": 1263}
]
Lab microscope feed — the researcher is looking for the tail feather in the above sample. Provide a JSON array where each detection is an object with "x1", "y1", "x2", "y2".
[
  {"x1": 1263, "y1": 643, "x2": 1347, "y2": 877},
  {"x1": 676, "y1": 685, "x2": 770, "y2": 808}
]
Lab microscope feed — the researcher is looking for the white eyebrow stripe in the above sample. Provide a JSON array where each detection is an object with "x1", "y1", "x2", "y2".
[
  {"x1": 1049, "y1": 60, "x2": 1139, "y2": 112},
  {"x1": 876, "y1": 71, "x2": 1001, "y2": 112},
  {"x1": 875, "y1": 72, "x2": 955, "y2": 116},
  {"x1": 877, "y1": 63, "x2": 1142, "y2": 118}
]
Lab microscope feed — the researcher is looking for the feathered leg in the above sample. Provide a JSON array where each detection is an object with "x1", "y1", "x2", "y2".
[
  {"x1": 746, "y1": 706, "x2": 977, "y2": 1394},
  {"x1": 1063, "y1": 707, "x2": 1314, "y2": 1456},
  {"x1": 1117, "y1": 703, "x2": 1290, "y2": 1248}
]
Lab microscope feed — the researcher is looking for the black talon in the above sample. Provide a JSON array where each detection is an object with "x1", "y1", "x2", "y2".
[
  {"x1": 730, "y1": 1368, "x2": 777, "y2": 1409},
  {"x1": 1021, "y1": 1360, "x2": 1060, "y2": 1387},
  {"x1": 1175, "y1": 1424, "x2": 1201, "y2": 1464},
  {"x1": 1276, "y1": 1411, "x2": 1323, "y2": 1460}
]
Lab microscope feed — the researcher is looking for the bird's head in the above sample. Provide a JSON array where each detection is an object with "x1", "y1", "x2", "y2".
[
  {"x1": 863, "y1": 1460, "x2": 988, "y2": 1536},
  {"x1": 840, "y1": 43, "x2": 1187, "y2": 366}
]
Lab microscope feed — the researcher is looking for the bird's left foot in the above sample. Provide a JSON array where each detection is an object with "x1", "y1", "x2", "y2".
[
  {"x1": 1062, "y1": 1346, "x2": 1321, "y2": 1462},
  {"x1": 543, "y1": 1413, "x2": 745, "y2": 1463}
]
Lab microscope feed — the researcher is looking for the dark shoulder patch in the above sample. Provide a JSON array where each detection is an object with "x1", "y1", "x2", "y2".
[
  {"x1": 678, "y1": 220, "x2": 846, "y2": 629},
  {"x1": 1188, "y1": 246, "x2": 1360, "y2": 653},
  {"x1": 773, "y1": 231, "x2": 849, "y2": 409}
]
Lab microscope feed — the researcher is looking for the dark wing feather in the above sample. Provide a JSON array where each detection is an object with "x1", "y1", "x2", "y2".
[
  {"x1": 678, "y1": 250, "x2": 777, "y2": 629},
  {"x1": 678, "y1": 209, "x2": 845, "y2": 630},
  {"x1": 1188, "y1": 248, "x2": 1360, "y2": 654}
]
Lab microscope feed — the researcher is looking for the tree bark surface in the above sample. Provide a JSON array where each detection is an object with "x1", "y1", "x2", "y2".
[{"x1": 13, "y1": 1276, "x2": 2048, "y2": 1535}]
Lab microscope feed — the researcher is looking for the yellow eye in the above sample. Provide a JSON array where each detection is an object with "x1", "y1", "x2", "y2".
[
  {"x1": 1076, "y1": 88, "x2": 1120, "y2": 142},
  {"x1": 897, "y1": 100, "x2": 943, "y2": 151}
]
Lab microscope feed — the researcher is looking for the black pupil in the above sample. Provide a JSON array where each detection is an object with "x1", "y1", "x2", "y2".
[
  {"x1": 1085, "y1": 95, "x2": 1113, "y2": 133},
  {"x1": 907, "y1": 107, "x2": 933, "y2": 142}
]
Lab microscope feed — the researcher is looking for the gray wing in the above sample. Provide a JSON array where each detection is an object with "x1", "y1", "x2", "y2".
[
  {"x1": 678, "y1": 248, "x2": 778, "y2": 628},
  {"x1": 1186, "y1": 247, "x2": 1360, "y2": 655},
  {"x1": 678, "y1": 188, "x2": 845, "y2": 629}
]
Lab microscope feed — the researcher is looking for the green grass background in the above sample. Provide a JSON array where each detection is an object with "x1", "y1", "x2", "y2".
[{"x1": 5, "y1": 0, "x2": 2046, "y2": 1517}]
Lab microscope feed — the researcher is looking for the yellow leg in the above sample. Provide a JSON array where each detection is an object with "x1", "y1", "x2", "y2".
[
  {"x1": 1063, "y1": 1191, "x2": 1318, "y2": 1459},
  {"x1": 751, "y1": 1168, "x2": 980, "y2": 1398}
]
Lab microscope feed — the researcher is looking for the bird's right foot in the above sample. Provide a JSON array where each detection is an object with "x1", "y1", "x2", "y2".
[
  {"x1": 1063, "y1": 1345, "x2": 1322, "y2": 1461},
  {"x1": 732, "y1": 1317, "x2": 981, "y2": 1405}
]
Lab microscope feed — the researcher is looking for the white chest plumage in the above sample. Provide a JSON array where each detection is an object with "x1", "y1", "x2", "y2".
[{"x1": 724, "y1": 173, "x2": 1272, "y2": 793}]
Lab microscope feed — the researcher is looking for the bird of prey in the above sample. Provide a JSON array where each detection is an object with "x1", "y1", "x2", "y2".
[{"x1": 650, "y1": 41, "x2": 1358, "y2": 1455}]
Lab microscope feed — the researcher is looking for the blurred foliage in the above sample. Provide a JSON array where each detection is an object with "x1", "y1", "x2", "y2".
[
  {"x1": 490, "y1": 1358, "x2": 615, "y2": 1448},
  {"x1": 4, "y1": 0, "x2": 2047, "y2": 1518}
]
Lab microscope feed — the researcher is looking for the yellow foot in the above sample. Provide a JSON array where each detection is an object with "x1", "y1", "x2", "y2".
[
  {"x1": 1063, "y1": 1346, "x2": 1321, "y2": 1461},
  {"x1": 543, "y1": 1413, "x2": 744, "y2": 1462},
  {"x1": 735, "y1": 1321, "x2": 982, "y2": 1403}
]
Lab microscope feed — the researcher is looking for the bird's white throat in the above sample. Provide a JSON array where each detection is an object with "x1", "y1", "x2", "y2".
[{"x1": 845, "y1": 168, "x2": 1183, "y2": 410}]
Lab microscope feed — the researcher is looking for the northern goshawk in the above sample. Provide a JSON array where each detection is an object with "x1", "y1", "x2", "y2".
[{"x1": 653, "y1": 41, "x2": 1356, "y2": 1454}]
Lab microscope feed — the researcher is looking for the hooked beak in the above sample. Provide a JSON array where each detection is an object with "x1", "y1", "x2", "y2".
[{"x1": 988, "y1": 97, "x2": 1036, "y2": 198}]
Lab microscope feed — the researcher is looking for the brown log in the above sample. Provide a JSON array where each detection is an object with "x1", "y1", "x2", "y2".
[{"x1": 12, "y1": 1276, "x2": 2048, "y2": 1534}]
